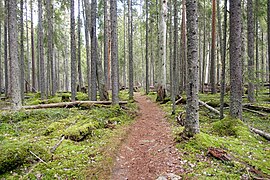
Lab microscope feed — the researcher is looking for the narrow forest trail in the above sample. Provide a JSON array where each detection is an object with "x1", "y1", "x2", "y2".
[{"x1": 111, "y1": 93, "x2": 184, "y2": 180}]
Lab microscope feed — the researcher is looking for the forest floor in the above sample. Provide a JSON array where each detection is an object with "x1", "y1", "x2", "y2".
[{"x1": 111, "y1": 93, "x2": 184, "y2": 179}]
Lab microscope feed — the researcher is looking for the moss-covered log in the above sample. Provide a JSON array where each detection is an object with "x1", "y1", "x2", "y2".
[
  {"x1": 250, "y1": 127, "x2": 270, "y2": 140},
  {"x1": 243, "y1": 104, "x2": 270, "y2": 113},
  {"x1": 23, "y1": 101, "x2": 128, "y2": 109}
]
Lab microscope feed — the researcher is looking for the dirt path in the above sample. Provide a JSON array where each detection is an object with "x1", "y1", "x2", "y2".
[{"x1": 111, "y1": 93, "x2": 184, "y2": 180}]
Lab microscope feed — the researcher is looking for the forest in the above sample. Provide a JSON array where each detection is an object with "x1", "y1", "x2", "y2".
[{"x1": 0, "y1": 0, "x2": 270, "y2": 179}]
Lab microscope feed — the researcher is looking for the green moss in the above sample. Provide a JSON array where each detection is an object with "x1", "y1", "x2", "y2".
[
  {"x1": 76, "y1": 92, "x2": 88, "y2": 101},
  {"x1": 212, "y1": 117, "x2": 246, "y2": 137},
  {"x1": 0, "y1": 141, "x2": 50, "y2": 174}
]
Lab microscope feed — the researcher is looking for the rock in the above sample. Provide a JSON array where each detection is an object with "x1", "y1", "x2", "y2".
[{"x1": 156, "y1": 173, "x2": 182, "y2": 180}]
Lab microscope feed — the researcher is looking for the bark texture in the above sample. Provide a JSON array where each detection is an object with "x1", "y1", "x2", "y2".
[
  {"x1": 111, "y1": 0, "x2": 119, "y2": 105},
  {"x1": 229, "y1": 0, "x2": 242, "y2": 119},
  {"x1": 247, "y1": 0, "x2": 255, "y2": 103},
  {"x1": 38, "y1": 0, "x2": 45, "y2": 99},
  {"x1": 184, "y1": 0, "x2": 200, "y2": 137},
  {"x1": 31, "y1": 0, "x2": 36, "y2": 92},
  {"x1": 10, "y1": 0, "x2": 22, "y2": 109},
  {"x1": 128, "y1": 0, "x2": 133, "y2": 100},
  {"x1": 70, "y1": 0, "x2": 77, "y2": 101},
  {"x1": 210, "y1": 0, "x2": 216, "y2": 94},
  {"x1": 145, "y1": 0, "x2": 149, "y2": 95},
  {"x1": 78, "y1": 0, "x2": 83, "y2": 91},
  {"x1": 91, "y1": 0, "x2": 97, "y2": 101}
]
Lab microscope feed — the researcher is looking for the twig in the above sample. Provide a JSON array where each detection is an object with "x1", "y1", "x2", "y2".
[
  {"x1": 29, "y1": 150, "x2": 48, "y2": 165},
  {"x1": 50, "y1": 136, "x2": 65, "y2": 153}
]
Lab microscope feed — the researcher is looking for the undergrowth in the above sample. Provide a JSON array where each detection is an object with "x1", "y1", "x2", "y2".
[
  {"x1": 147, "y1": 91, "x2": 270, "y2": 179},
  {"x1": 0, "y1": 90, "x2": 137, "y2": 179}
]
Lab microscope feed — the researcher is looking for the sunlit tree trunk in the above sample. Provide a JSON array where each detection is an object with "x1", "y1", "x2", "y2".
[
  {"x1": 31, "y1": 0, "x2": 36, "y2": 92},
  {"x1": 78, "y1": 0, "x2": 83, "y2": 91}
]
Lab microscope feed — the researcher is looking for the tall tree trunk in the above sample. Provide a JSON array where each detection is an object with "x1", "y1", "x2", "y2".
[
  {"x1": 0, "y1": 0, "x2": 2, "y2": 95},
  {"x1": 25, "y1": 0, "x2": 30, "y2": 93},
  {"x1": 78, "y1": 0, "x2": 83, "y2": 91},
  {"x1": 38, "y1": 0, "x2": 45, "y2": 99},
  {"x1": 181, "y1": 0, "x2": 186, "y2": 93},
  {"x1": 4, "y1": 0, "x2": 9, "y2": 97},
  {"x1": 64, "y1": 45, "x2": 69, "y2": 92},
  {"x1": 128, "y1": 0, "x2": 133, "y2": 100},
  {"x1": 31, "y1": 0, "x2": 36, "y2": 92},
  {"x1": 261, "y1": 31, "x2": 265, "y2": 82},
  {"x1": 172, "y1": 0, "x2": 178, "y2": 114},
  {"x1": 184, "y1": 0, "x2": 200, "y2": 137},
  {"x1": 83, "y1": 0, "x2": 91, "y2": 99},
  {"x1": 145, "y1": 0, "x2": 149, "y2": 95},
  {"x1": 269, "y1": 0, "x2": 270, "y2": 95},
  {"x1": 201, "y1": 0, "x2": 206, "y2": 93},
  {"x1": 161, "y1": 0, "x2": 167, "y2": 90},
  {"x1": 110, "y1": 0, "x2": 119, "y2": 105},
  {"x1": 91, "y1": 0, "x2": 97, "y2": 101},
  {"x1": 46, "y1": 0, "x2": 55, "y2": 96},
  {"x1": 255, "y1": 0, "x2": 259, "y2": 95},
  {"x1": 217, "y1": 0, "x2": 222, "y2": 85},
  {"x1": 104, "y1": 0, "x2": 109, "y2": 89},
  {"x1": 169, "y1": 0, "x2": 172, "y2": 100},
  {"x1": 70, "y1": 0, "x2": 77, "y2": 101},
  {"x1": 210, "y1": 0, "x2": 216, "y2": 94},
  {"x1": 20, "y1": 0, "x2": 24, "y2": 101},
  {"x1": 10, "y1": 0, "x2": 22, "y2": 110},
  {"x1": 229, "y1": 0, "x2": 242, "y2": 119},
  {"x1": 123, "y1": 0, "x2": 127, "y2": 89},
  {"x1": 220, "y1": 0, "x2": 227, "y2": 119},
  {"x1": 247, "y1": 0, "x2": 255, "y2": 102}
]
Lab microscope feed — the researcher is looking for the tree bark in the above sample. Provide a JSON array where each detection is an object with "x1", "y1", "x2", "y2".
[
  {"x1": 229, "y1": 0, "x2": 243, "y2": 119},
  {"x1": 268, "y1": 0, "x2": 270, "y2": 95},
  {"x1": 123, "y1": 1, "x2": 127, "y2": 89},
  {"x1": 145, "y1": 0, "x2": 149, "y2": 95},
  {"x1": 247, "y1": 0, "x2": 255, "y2": 103},
  {"x1": 210, "y1": 0, "x2": 216, "y2": 94},
  {"x1": 38, "y1": 0, "x2": 45, "y2": 100},
  {"x1": 46, "y1": 0, "x2": 55, "y2": 96},
  {"x1": 31, "y1": 0, "x2": 36, "y2": 92},
  {"x1": 4, "y1": 0, "x2": 8, "y2": 97},
  {"x1": 91, "y1": 0, "x2": 97, "y2": 101},
  {"x1": 128, "y1": 0, "x2": 133, "y2": 100},
  {"x1": 77, "y1": 0, "x2": 83, "y2": 91},
  {"x1": 181, "y1": 0, "x2": 187, "y2": 93},
  {"x1": 9, "y1": 0, "x2": 22, "y2": 110},
  {"x1": 83, "y1": 0, "x2": 91, "y2": 99},
  {"x1": 110, "y1": 0, "x2": 119, "y2": 105},
  {"x1": 25, "y1": 0, "x2": 30, "y2": 93},
  {"x1": 201, "y1": 0, "x2": 206, "y2": 93},
  {"x1": 70, "y1": 0, "x2": 77, "y2": 101},
  {"x1": 220, "y1": 0, "x2": 227, "y2": 119},
  {"x1": 20, "y1": 0, "x2": 24, "y2": 101},
  {"x1": 184, "y1": 0, "x2": 200, "y2": 137},
  {"x1": 104, "y1": 0, "x2": 109, "y2": 89}
]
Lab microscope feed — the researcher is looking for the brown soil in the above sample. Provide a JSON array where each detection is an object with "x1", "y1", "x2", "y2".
[{"x1": 111, "y1": 93, "x2": 184, "y2": 179}]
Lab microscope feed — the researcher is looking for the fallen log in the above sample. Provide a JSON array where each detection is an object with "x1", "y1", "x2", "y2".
[
  {"x1": 199, "y1": 100, "x2": 221, "y2": 116},
  {"x1": 243, "y1": 108, "x2": 268, "y2": 117},
  {"x1": 249, "y1": 127, "x2": 270, "y2": 141},
  {"x1": 23, "y1": 101, "x2": 128, "y2": 109},
  {"x1": 243, "y1": 104, "x2": 270, "y2": 113}
]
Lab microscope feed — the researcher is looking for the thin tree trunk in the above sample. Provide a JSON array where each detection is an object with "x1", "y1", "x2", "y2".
[
  {"x1": 184, "y1": 0, "x2": 200, "y2": 137},
  {"x1": 83, "y1": 0, "x2": 91, "y2": 99},
  {"x1": 4, "y1": 0, "x2": 8, "y2": 97},
  {"x1": 91, "y1": 0, "x2": 97, "y2": 101},
  {"x1": 38, "y1": 0, "x2": 45, "y2": 99},
  {"x1": 20, "y1": 0, "x2": 24, "y2": 102},
  {"x1": 110, "y1": 0, "x2": 119, "y2": 105},
  {"x1": 78, "y1": 0, "x2": 83, "y2": 91},
  {"x1": 25, "y1": 0, "x2": 30, "y2": 93},
  {"x1": 10, "y1": 0, "x2": 22, "y2": 110},
  {"x1": 123, "y1": 0, "x2": 127, "y2": 89},
  {"x1": 210, "y1": 0, "x2": 216, "y2": 94},
  {"x1": 201, "y1": 0, "x2": 206, "y2": 93},
  {"x1": 217, "y1": 0, "x2": 223, "y2": 86},
  {"x1": 247, "y1": 0, "x2": 255, "y2": 103},
  {"x1": 229, "y1": 0, "x2": 242, "y2": 119},
  {"x1": 261, "y1": 31, "x2": 265, "y2": 82},
  {"x1": 31, "y1": 0, "x2": 35, "y2": 92},
  {"x1": 255, "y1": 0, "x2": 259, "y2": 95},
  {"x1": 220, "y1": 0, "x2": 227, "y2": 119},
  {"x1": 181, "y1": 0, "x2": 186, "y2": 92},
  {"x1": 146, "y1": 0, "x2": 149, "y2": 95},
  {"x1": 46, "y1": 0, "x2": 55, "y2": 96},
  {"x1": 128, "y1": 0, "x2": 133, "y2": 100},
  {"x1": 268, "y1": 0, "x2": 270, "y2": 95},
  {"x1": 104, "y1": 0, "x2": 109, "y2": 89},
  {"x1": 0, "y1": 0, "x2": 2, "y2": 94},
  {"x1": 70, "y1": 0, "x2": 77, "y2": 101},
  {"x1": 169, "y1": 0, "x2": 172, "y2": 100}
]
